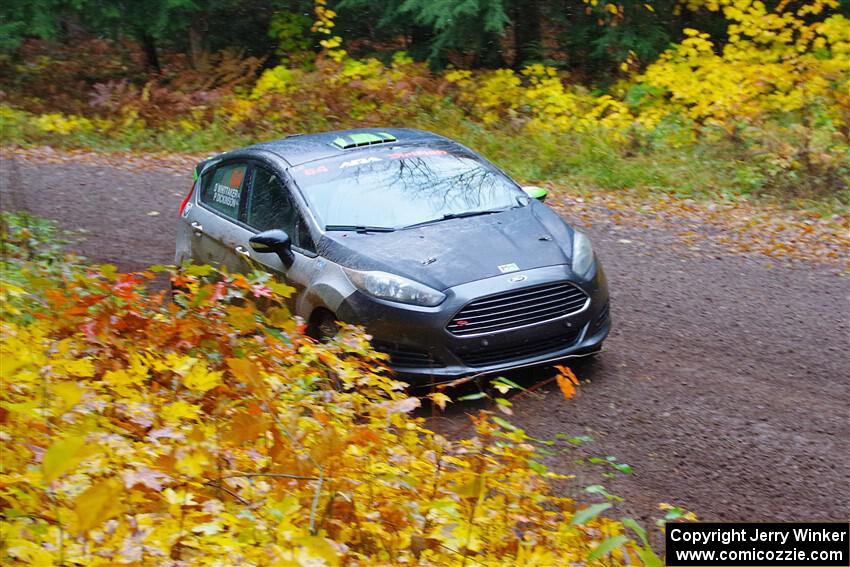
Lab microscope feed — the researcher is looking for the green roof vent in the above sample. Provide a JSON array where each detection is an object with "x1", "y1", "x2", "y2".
[{"x1": 331, "y1": 132, "x2": 397, "y2": 149}]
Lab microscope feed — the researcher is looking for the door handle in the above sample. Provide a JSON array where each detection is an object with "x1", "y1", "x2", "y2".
[
  {"x1": 235, "y1": 245, "x2": 251, "y2": 258},
  {"x1": 190, "y1": 221, "x2": 203, "y2": 233}
]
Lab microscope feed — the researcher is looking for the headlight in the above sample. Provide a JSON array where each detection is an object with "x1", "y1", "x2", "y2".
[
  {"x1": 342, "y1": 268, "x2": 446, "y2": 307},
  {"x1": 571, "y1": 231, "x2": 595, "y2": 278}
]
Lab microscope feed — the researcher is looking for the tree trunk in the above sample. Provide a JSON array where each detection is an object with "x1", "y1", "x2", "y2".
[
  {"x1": 139, "y1": 32, "x2": 162, "y2": 74},
  {"x1": 408, "y1": 25, "x2": 435, "y2": 63},
  {"x1": 473, "y1": 31, "x2": 506, "y2": 69},
  {"x1": 58, "y1": 11, "x2": 86, "y2": 44},
  {"x1": 512, "y1": 0, "x2": 542, "y2": 69},
  {"x1": 188, "y1": 12, "x2": 209, "y2": 70}
]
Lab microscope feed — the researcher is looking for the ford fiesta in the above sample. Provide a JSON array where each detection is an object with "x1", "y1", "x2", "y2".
[{"x1": 175, "y1": 128, "x2": 610, "y2": 380}]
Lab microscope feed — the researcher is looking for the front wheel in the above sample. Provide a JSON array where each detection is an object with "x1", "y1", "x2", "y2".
[{"x1": 306, "y1": 309, "x2": 339, "y2": 342}]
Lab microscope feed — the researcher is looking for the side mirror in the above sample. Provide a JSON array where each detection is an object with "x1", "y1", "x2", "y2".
[
  {"x1": 249, "y1": 229, "x2": 294, "y2": 268},
  {"x1": 522, "y1": 186, "x2": 548, "y2": 202}
]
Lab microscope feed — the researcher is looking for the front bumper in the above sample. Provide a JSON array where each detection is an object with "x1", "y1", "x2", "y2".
[{"x1": 337, "y1": 264, "x2": 610, "y2": 381}]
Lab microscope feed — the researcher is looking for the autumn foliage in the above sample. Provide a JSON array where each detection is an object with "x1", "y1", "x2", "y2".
[
  {"x1": 0, "y1": 215, "x2": 658, "y2": 565},
  {"x1": 1, "y1": 0, "x2": 847, "y2": 205}
]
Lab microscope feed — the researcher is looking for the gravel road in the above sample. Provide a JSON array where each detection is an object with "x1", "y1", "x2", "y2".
[{"x1": 2, "y1": 154, "x2": 848, "y2": 527}]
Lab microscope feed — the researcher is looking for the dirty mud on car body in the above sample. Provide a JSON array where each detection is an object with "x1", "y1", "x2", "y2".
[{"x1": 174, "y1": 129, "x2": 611, "y2": 380}]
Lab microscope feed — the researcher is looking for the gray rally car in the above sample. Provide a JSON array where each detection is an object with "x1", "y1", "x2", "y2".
[{"x1": 175, "y1": 128, "x2": 610, "y2": 381}]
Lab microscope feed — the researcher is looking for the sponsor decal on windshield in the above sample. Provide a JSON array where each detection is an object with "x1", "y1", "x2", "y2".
[
  {"x1": 388, "y1": 149, "x2": 447, "y2": 159},
  {"x1": 339, "y1": 156, "x2": 382, "y2": 169},
  {"x1": 296, "y1": 149, "x2": 453, "y2": 178},
  {"x1": 302, "y1": 165, "x2": 329, "y2": 176}
]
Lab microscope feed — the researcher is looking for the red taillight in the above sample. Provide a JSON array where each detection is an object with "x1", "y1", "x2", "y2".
[{"x1": 178, "y1": 183, "x2": 195, "y2": 217}]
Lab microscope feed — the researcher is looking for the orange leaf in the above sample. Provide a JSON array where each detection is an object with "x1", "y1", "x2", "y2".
[
  {"x1": 227, "y1": 357, "x2": 258, "y2": 380},
  {"x1": 348, "y1": 425, "x2": 380, "y2": 446},
  {"x1": 223, "y1": 410, "x2": 270, "y2": 444},
  {"x1": 555, "y1": 365, "x2": 579, "y2": 384},
  {"x1": 555, "y1": 374, "x2": 576, "y2": 400},
  {"x1": 554, "y1": 366, "x2": 579, "y2": 400},
  {"x1": 227, "y1": 357, "x2": 265, "y2": 393}
]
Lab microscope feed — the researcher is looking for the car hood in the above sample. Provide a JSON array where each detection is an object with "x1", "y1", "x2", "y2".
[{"x1": 317, "y1": 202, "x2": 576, "y2": 291}]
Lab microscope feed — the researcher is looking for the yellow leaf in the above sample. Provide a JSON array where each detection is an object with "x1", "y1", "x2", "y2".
[
  {"x1": 103, "y1": 369, "x2": 145, "y2": 388},
  {"x1": 294, "y1": 536, "x2": 340, "y2": 567},
  {"x1": 0, "y1": 353, "x2": 28, "y2": 379},
  {"x1": 226, "y1": 305, "x2": 257, "y2": 332},
  {"x1": 428, "y1": 392, "x2": 451, "y2": 410},
  {"x1": 51, "y1": 382, "x2": 82, "y2": 412},
  {"x1": 59, "y1": 358, "x2": 95, "y2": 377},
  {"x1": 452, "y1": 476, "x2": 484, "y2": 499},
  {"x1": 268, "y1": 281, "x2": 295, "y2": 298},
  {"x1": 175, "y1": 450, "x2": 211, "y2": 477},
  {"x1": 182, "y1": 361, "x2": 223, "y2": 392},
  {"x1": 161, "y1": 400, "x2": 201, "y2": 423},
  {"x1": 266, "y1": 306, "x2": 295, "y2": 329},
  {"x1": 5, "y1": 539, "x2": 55, "y2": 564},
  {"x1": 167, "y1": 354, "x2": 198, "y2": 376},
  {"x1": 43, "y1": 435, "x2": 86, "y2": 482},
  {"x1": 74, "y1": 477, "x2": 124, "y2": 533}
]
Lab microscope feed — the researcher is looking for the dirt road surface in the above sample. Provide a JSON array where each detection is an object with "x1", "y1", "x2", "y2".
[{"x1": 2, "y1": 153, "x2": 848, "y2": 528}]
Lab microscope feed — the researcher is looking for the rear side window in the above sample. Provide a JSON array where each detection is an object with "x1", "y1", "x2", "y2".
[{"x1": 200, "y1": 163, "x2": 248, "y2": 219}]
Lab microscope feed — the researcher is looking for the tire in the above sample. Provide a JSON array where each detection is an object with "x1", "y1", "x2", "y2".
[{"x1": 307, "y1": 309, "x2": 339, "y2": 341}]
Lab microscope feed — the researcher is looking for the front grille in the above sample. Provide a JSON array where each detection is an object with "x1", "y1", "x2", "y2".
[
  {"x1": 455, "y1": 329, "x2": 582, "y2": 367},
  {"x1": 447, "y1": 282, "x2": 588, "y2": 337},
  {"x1": 372, "y1": 341, "x2": 445, "y2": 368}
]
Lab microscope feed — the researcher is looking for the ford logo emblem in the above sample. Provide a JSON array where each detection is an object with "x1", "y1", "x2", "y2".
[{"x1": 508, "y1": 275, "x2": 527, "y2": 283}]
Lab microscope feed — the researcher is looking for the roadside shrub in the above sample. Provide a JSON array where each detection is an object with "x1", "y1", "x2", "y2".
[
  {"x1": 0, "y1": 38, "x2": 146, "y2": 115},
  {"x1": 1, "y1": 0, "x2": 846, "y2": 207},
  {"x1": 0, "y1": 214, "x2": 658, "y2": 565}
]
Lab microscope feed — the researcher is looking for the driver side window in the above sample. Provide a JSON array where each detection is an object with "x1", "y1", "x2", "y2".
[{"x1": 246, "y1": 166, "x2": 315, "y2": 252}]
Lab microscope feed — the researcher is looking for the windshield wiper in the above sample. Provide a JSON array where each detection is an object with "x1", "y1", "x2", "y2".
[
  {"x1": 325, "y1": 224, "x2": 396, "y2": 233},
  {"x1": 402, "y1": 207, "x2": 513, "y2": 229}
]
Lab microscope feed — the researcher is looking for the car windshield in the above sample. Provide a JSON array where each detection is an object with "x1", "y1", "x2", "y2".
[{"x1": 290, "y1": 146, "x2": 525, "y2": 230}]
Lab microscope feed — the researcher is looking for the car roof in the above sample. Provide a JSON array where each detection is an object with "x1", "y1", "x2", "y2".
[{"x1": 244, "y1": 127, "x2": 455, "y2": 166}]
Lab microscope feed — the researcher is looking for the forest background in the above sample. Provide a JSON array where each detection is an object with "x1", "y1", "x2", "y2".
[{"x1": 2, "y1": 0, "x2": 848, "y2": 210}]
